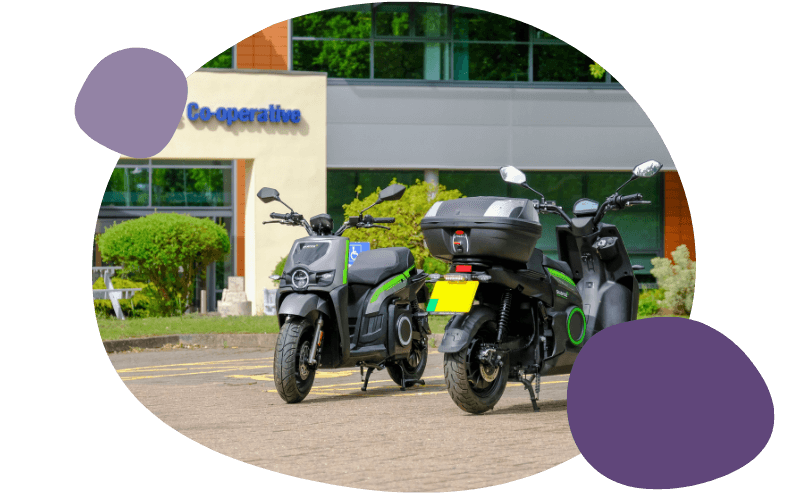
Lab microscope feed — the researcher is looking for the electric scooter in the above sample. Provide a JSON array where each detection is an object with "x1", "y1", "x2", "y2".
[
  {"x1": 420, "y1": 160, "x2": 663, "y2": 413},
  {"x1": 259, "y1": 184, "x2": 431, "y2": 403}
]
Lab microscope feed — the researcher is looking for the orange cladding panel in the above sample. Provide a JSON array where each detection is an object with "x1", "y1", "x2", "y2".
[
  {"x1": 236, "y1": 21, "x2": 289, "y2": 70},
  {"x1": 663, "y1": 172, "x2": 696, "y2": 261}
]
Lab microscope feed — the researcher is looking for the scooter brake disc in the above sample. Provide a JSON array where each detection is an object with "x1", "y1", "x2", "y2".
[
  {"x1": 298, "y1": 342, "x2": 311, "y2": 380},
  {"x1": 480, "y1": 363, "x2": 498, "y2": 382}
]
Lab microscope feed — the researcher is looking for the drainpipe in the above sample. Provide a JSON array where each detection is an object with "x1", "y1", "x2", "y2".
[{"x1": 424, "y1": 169, "x2": 439, "y2": 201}]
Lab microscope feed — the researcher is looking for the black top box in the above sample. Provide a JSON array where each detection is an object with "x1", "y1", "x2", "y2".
[{"x1": 421, "y1": 197, "x2": 543, "y2": 264}]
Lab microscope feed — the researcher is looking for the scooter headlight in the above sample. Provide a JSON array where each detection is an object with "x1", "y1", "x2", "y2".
[
  {"x1": 291, "y1": 269, "x2": 310, "y2": 289},
  {"x1": 316, "y1": 271, "x2": 335, "y2": 286}
]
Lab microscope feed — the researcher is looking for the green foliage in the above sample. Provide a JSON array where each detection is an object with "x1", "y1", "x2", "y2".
[
  {"x1": 589, "y1": 62, "x2": 606, "y2": 80},
  {"x1": 638, "y1": 288, "x2": 665, "y2": 317},
  {"x1": 342, "y1": 179, "x2": 463, "y2": 268},
  {"x1": 650, "y1": 245, "x2": 696, "y2": 316},
  {"x1": 93, "y1": 277, "x2": 157, "y2": 318},
  {"x1": 272, "y1": 255, "x2": 288, "y2": 284},
  {"x1": 202, "y1": 47, "x2": 233, "y2": 69},
  {"x1": 97, "y1": 213, "x2": 230, "y2": 316}
]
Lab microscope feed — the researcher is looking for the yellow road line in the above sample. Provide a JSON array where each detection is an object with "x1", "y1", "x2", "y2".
[
  {"x1": 117, "y1": 357, "x2": 272, "y2": 373},
  {"x1": 121, "y1": 365, "x2": 271, "y2": 381}
]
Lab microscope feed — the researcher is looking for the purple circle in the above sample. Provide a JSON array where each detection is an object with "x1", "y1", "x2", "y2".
[
  {"x1": 568, "y1": 317, "x2": 773, "y2": 489},
  {"x1": 75, "y1": 48, "x2": 187, "y2": 158}
]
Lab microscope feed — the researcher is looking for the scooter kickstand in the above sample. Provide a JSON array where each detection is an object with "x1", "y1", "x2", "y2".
[
  {"x1": 398, "y1": 363, "x2": 423, "y2": 391},
  {"x1": 361, "y1": 367, "x2": 375, "y2": 392},
  {"x1": 519, "y1": 372, "x2": 540, "y2": 412}
]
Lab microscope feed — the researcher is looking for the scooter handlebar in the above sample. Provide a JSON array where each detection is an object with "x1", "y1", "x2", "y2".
[
  {"x1": 373, "y1": 217, "x2": 395, "y2": 223},
  {"x1": 270, "y1": 212, "x2": 291, "y2": 220}
]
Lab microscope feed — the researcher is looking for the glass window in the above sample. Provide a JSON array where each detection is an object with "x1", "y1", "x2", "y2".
[
  {"x1": 376, "y1": 4, "x2": 411, "y2": 37},
  {"x1": 415, "y1": 4, "x2": 448, "y2": 37},
  {"x1": 453, "y1": 8, "x2": 528, "y2": 42},
  {"x1": 534, "y1": 45, "x2": 593, "y2": 82},
  {"x1": 152, "y1": 168, "x2": 232, "y2": 207},
  {"x1": 290, "y1": 4, "x2": 619, "y2": 87},
  {"x1": 292, "y1": 4, "x2": 372, "y2": 38},
  {"x1": 374, "y1": 42, "x2": 449, "y2": 80},
  {"x1": 293, "y1": 40, "x2": 370, "y2": 78},
  {"x1": 454, "y1": 43, "x2": 528, "y2": 81},
  {"x1": 102, "y1": 168, "x2": 149, "y2": 207}
]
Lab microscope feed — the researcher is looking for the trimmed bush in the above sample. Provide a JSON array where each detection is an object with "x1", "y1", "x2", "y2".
[
  {"x1": 97, "y1": 213, "x2": 230, "y2": 316},
  {"x1": 272, "y1": 255, "x2": 288, "y2": 284},
  {"x1": 650, "y1": 244, "x2": 696, "y2": 316}
]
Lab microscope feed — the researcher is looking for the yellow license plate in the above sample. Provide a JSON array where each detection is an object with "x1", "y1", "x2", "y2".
[{"x1": 426, "y1": 281, "x2": 479, "y2": 313}]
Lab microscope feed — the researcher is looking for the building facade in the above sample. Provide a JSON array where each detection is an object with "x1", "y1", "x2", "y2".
[{"x1": 98, "y1": 3, "x2": 694, "y2": 314}]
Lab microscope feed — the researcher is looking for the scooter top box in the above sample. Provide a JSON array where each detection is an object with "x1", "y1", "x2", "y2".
[{"x1": 421, "y1": 197, "x2": 542, "y2": 263}]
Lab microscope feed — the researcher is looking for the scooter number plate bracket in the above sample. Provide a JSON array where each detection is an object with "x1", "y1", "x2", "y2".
[{"x1": 426, "y1": 281, "x2": 479, "y2": 313}]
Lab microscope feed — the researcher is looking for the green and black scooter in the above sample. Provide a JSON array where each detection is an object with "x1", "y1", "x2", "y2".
[
  {"x1": 259, "y1": 184, "x2": 431, "y2": 403},
  {"x1": 421, "y1": 160, "x2": 663, "y2": 413}
]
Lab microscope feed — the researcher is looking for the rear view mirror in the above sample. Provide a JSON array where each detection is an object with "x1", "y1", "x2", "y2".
[
  {"x1": 632, "y1": 160, "x2": 663, "y2": 178},
  {"x1": 257, "y1": 187, "x2": 280, "y2": 203},
  {"x1": 378, "y1": 184, "x2": 406, "y2": 202},
  {"x1": 500, "y1": 166, "x2": 527, "y2": 185}
]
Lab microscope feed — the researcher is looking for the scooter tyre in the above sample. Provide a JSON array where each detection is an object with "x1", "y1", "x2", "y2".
[
  {"x1": 387, "y1": 340, "x2": 428, "y2": 388},
  {"x1": 274, "y1": 317, "x2": 316, "y2": 403},
  {"x1": 443, "y1": 328, "x2": 509, "y2": 414}
]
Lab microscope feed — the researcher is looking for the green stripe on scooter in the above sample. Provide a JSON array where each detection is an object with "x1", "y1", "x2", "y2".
[{"x1": 426, "y1": 299, "x2": 439, "y2": 312}]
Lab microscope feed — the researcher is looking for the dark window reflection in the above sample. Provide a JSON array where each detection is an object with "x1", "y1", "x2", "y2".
[{"x1": 293, "y1": 40, "x2": 370, "y2": 78}]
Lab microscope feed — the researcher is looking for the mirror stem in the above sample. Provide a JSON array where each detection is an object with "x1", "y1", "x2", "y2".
[
  {"x1": 613, "y1": 174, "x2": 637, "y2": 194},
  {"x1": 277, "y1": 197, "x2": 296, "y2": 214},
  {"x1": 360, "y1": 199, "x2": 380, "y2": 215},
  {"x1": 521, "y1": 182, "x2": 546, "y2": 202}
]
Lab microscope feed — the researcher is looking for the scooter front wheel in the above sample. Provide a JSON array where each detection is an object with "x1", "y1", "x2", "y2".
[
  {"x1": 273, "y1": 317, "x2": 316, "y2": 403},
  {"x1": 443, "y1": 322, "x2": 508, "y2": 414}
]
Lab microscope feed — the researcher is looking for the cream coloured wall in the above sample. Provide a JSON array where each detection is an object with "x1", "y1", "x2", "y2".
[{"x1": 152, "y1": 69, "x2": 327, "y2": 314}]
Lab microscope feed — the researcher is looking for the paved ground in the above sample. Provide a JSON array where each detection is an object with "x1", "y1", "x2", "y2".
[{"x1": 109, "y1": 346, "x2": 578, "y2": 492}]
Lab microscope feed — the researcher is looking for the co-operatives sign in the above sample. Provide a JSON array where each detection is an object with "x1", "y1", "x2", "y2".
[{"x1": 186, "y1": 102, "x2": 301, "y2": 126}]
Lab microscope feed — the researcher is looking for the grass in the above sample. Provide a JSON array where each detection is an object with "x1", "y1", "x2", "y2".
[{"x1": 96, "y1": 311, "x2": 686, "y2": 341}]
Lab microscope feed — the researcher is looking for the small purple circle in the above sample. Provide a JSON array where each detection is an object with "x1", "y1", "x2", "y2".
[
  {"x1": 75, "y1": 48, "x2": 187, "y2": 158},
  {"x1": 568, "y1": 317, "x2": 773, "y2": 489}
]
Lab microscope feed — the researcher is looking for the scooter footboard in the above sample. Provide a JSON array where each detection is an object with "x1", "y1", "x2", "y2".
[{"x1": 438, "y1": 306, "x2": 496, "y2": 354}]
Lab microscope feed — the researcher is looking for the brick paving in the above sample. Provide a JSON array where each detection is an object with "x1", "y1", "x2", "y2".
[{"x1": 110, "y1": 347, "x2": 578, "y2": 492}]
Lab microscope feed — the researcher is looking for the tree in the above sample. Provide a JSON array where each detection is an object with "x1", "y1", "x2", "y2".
[
  {"x1": 97, "y1": 213, "x2": 230, "y2": 316},
  {"x1": 342, "y1": 179, "x2": 462, "y2": 271}
]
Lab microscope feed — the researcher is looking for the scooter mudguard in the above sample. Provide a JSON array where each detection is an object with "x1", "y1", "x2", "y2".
[
  {"x1": 278, "y1": 292, "x2": 331, "y2": 321},
  {"x1": 438, "y1": 305, "x2": 496, "y2": 354}
]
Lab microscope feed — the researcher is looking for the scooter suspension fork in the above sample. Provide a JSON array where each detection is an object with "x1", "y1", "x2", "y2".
[
  {"x1": 496, "y1": 290, "x2": 513, "y2": 343},
  {"x1": 307, "y1": 318, "x2": 324, "y2": 366}
]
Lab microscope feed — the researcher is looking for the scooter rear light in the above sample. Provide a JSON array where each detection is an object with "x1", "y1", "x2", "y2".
[{"x1": 455, "y1": 265, "x2": 472, "y2": 273}]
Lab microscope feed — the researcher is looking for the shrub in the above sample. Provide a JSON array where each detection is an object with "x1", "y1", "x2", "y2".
[
  {"x1": 272, "y1": 255, "x2": 288, "y2": 284},
  {"x1": 638, "y1": 288, "x2": 665, "y2": 317},
  {"x1": 342, "y1": 179, "x2": 463, "y2": 268},
  {"x1": 93, "y1": 277, "x2": 157, "y2": 318},
  {"x1": 650, "y1": 244, "x2": 696, "y2": 316},
  {"x1": 97, "y1": 213, "x2": 230, "y2": 316}
]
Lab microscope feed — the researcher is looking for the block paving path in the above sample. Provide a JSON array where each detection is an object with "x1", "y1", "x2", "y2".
[{"x1": 109, "y1": 346, "x2": 579, "y2": 492}]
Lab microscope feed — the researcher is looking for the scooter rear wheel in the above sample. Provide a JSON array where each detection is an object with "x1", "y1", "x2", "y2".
[
  {"x1": 443, "y1": 322, "x2": 508, "y2": 414},
  {"x1": 273, "y1": 317, "x2": 316, "y2": 403},
  {"x1": 387, "y1": 339, "x2": 428, "y2": 388}
]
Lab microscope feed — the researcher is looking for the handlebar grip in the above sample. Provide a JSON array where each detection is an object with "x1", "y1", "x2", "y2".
[
  {"x1": 619, "y1": 193, "x2": 643, "y2": 205},
  {"x1": 270, "y1": 212, "x2": 289, "y2": 220},
  {"x1": 373, "y1": 217, "x2": 395, "y2": 223}
]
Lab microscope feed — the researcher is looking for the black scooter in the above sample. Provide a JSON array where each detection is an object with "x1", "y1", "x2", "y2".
[
  {"x1": 259, "y1": 184, "x2": 431, "y2": 403},
  {"x1": 420, "y1": 160, "x2": 663, "y2": 413}
]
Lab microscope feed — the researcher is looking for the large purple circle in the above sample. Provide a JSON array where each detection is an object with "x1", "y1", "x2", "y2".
[
  {"x1": 568, "y1": 317, "x2": 773, "y2": 489},
  {"x1": 75, "y1": 48, "x2": 187, "y2": 158}
]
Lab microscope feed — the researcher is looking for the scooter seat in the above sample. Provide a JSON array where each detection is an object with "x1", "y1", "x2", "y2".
[
  {"x1": 543, "y1": 255, "x2": 574, "y2": 281},
  {"x1": 349, "y1": 247, "x2": 415, "y2": 286}
]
